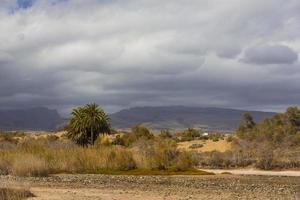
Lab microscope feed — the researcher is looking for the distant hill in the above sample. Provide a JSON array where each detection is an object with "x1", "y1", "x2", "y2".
[
  {"x1": 0, "y1": 107, "x2": 63, "y2": 131},
  {"x1": 0, "y1": 106, "x2": 276, "y2": 132},
  {"x1": 110, "y1": 106, "x2": 276, "y2": 131}
]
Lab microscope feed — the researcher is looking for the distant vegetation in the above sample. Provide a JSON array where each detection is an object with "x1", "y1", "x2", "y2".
[
  {"x1": 234, "y1": 107, "x2": 300, "y2": 169},
  {"x1": 199, "y1": 107, "x2": 300, "y2": 170},
  {"x1": 0, "y1": 104, "x2": 300, "y2": 177}
]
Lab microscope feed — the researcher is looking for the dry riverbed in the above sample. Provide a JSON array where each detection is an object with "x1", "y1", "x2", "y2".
[{"x1": 1, "y1": 174, "x2": 300, "y2": 200}]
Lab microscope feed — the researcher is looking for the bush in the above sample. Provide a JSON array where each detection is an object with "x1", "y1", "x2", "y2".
[
  {"x1": 226, "y1": 136, "x2": 234, "y2": 142},
  {"x1": 177, "y1": 128, "x2": 201, "y2": 141},
  {"x1": 112, "y1": 126, "x2": 154, "y2": 147},
  {"x1": 173, "y1": 151, "x2": 197, "y2": 171},
  {"x1": 133, "y1": 139, "x2": 197, "y2": 171},
  {"x1": 11, "y1": 154, "x2": 49, "y2": 177},
  {"x1": 151, "y1": 140, "x2": 178, "y2": 170},
  {"x1": 159, "y1": 129, "x2": 173, "y2": 139},
  {"x1": 0, "y1": 132, "x2": 20, "y2": 144},
  {"x1": 112, "y1": 135, "x2": 125, "y2": 146},
  {"x1": 46, "y1": 135, "x2": 59, "y2": 142},
  {"x1": 254, "y1": 143, "x2": 274, "y2": 170},
  {"x1": 208, "y1": 133, "x2": 225, "y2": 141},
  {"x1": 198, "y1": 150, "x2": 251, "y2": 169},
  {"x1": 101, "y1": 147, "x2": 136, "y2": 171},
  {"x1": 131, "y1": 125, "x2": 154, "y2": 140},
  {"x1": 94, "y1": 135, "x2": 111, "y2": 147},
  {"x1": 189, "y1": 143, "x2": 203, "y2": 149},
  {"x1": 0, "y1": 157, "x2": 10, "y2": 175},
  {"x1": 114, "y1": 133, "x2": 136, "y2": 147}
]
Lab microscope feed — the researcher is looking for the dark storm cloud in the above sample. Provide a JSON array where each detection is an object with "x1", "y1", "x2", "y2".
[
  {"x1": 0, "y1": 0, "x2": 300, "y2": 115},
  {"x1": 242, "y1": 45, "x2": 299, "y2": 65}
]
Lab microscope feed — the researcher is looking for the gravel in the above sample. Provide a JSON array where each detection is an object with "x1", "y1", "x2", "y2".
[{"x1": 1, "y1": 174, "x2": 299, "y2": 200}]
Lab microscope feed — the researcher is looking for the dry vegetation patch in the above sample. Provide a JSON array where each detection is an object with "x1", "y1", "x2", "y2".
[
  {"x1": 0, "y1": 134, "x2": 203, "y2": 176},
  {"x1": 0, "y1": 188, "x2": 34, "y2": 200},
  {"x1": 11, "y1": 154, "x2": 49, "y2": 177}
]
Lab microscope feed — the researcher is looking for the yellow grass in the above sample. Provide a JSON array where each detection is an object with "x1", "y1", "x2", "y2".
[
  {"x1": 0, "y1": 188, "x2": 34, "y2": 200},
  {"x1": 178, "y1": 139, "x2": 232, "y2": 153},
  {"x1": 11, "y1": 154, "x2": 49, "y2": 177},
  {"x1": 0, "y1": 181, "x2": 34, "y2": 200}
]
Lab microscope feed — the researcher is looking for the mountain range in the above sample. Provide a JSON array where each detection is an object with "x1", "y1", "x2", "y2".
[
  {"x1": 0, "y1": 106, "x2": 276, "y2": 131},
  {"x1": 110, "y1": 106, "x2": 275, "y2": 131},
  {"x1": 0, "y1": 107, "x2": 63, "y2": 131}
]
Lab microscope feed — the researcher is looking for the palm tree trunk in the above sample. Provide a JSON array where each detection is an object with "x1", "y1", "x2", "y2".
[{"x1": 91, "y1": 127, "x2": 94, "y2": 145}]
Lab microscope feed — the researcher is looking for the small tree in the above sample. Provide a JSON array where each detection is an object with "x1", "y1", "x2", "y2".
[
  {"x1": 237, "y1": 112, "x2": 256, "y2": 140},
  {"x1": 67, "y1": 103, "x2": 111, "y2": 146},
  {"x1": 131, "y1": 125, "x2": 154, "y2": 140}
]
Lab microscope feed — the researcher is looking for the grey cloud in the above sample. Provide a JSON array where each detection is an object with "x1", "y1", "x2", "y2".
[
  {"x1": 0, "y1": 0, "x2": 300, "y2": 115},
  {"x1": 242, "y1": 44, "x2": 299, "y2": 65},
  {"x1": 216, "y1": 46, "x2": 242, "y2": 59}
]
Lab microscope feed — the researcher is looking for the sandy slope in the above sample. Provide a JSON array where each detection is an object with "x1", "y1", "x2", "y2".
[{"x1": 178, "y1": 139, "x2": 232, "y2": 152}]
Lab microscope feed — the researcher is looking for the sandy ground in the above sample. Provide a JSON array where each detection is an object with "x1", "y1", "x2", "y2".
[
  {"x1": 29, "y1": 187, "x2": 174, "y2": 200},
  {"x1": 1, "y1": 174, "x2": 300, "y2": 200},
  {"x1": 178, "y1": 139, "x2": 232, "y2": 152},
  {"x1": 203, "y1": 168, "x2": 300, "y2": 177}
]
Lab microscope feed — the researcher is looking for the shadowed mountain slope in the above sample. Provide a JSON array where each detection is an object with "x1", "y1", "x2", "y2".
[
  {"x1": 110, "y1": 106, "x2": 276, "y2": 131},
  {"x1": 0, "y1": 107, "x2": 63, "y2": 131}
]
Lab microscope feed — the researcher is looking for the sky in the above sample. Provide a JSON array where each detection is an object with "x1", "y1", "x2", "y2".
[{"x1": 0, "y1": 0, "x2": 300, "y2": 115}]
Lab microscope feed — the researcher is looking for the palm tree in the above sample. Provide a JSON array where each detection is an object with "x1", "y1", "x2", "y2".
[
  {"x1": 83, "y1": 103, "x2": 111, "y2": 145},
  {"x1": 67, "y1": 103, "x2": 111, "y2": 146}
]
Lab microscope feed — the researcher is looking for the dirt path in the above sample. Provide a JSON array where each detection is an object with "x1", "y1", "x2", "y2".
[
  {"x1": 1, "y1": 174, "x2": 300, "y2": 200},
  {"x1": 202, "y1": 169, "x2": 300, "y2": 177},
  {"x1": 30, "y1": 187, "x2": 167, "y2": 200}
]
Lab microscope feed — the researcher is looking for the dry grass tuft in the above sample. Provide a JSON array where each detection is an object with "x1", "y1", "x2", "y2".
[
  {"x1": 0, "y1": 157, "x2": 10, "y2": 175},
  {"x1": 0, "y1": 187, "x2": 34, "y2": 200},
  {"x1": 11, "y1": 154, "x2": 48, "y2": 177}
]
